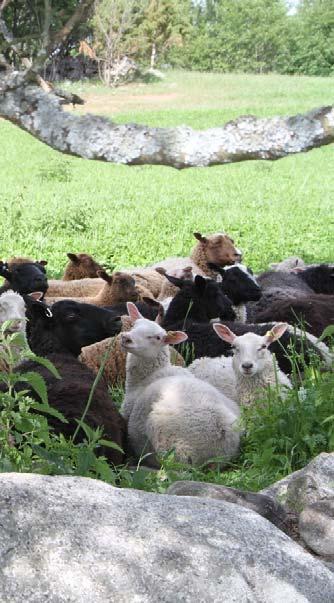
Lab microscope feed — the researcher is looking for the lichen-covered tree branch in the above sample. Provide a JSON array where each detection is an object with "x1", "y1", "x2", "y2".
[{"x1": 1, "y1": 70, "x2": 334, "y2": 169}]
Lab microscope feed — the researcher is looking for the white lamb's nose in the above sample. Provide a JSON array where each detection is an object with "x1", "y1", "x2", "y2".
[{"x1": 242, "y1": 362, "x2": 253, "y2": 370}]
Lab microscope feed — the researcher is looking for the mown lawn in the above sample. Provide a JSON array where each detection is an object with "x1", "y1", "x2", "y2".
[{"x1": 1, "y1": 70, "x2": 333, "y2": 276}]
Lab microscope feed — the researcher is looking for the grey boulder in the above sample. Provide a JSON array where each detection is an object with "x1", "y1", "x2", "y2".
[
  {"x1": 299, "y1": 498, "x2": 334, "y2": 556},
  {"x1": 1, "y1": 473, "x2": 334, "y2": 603},
  {"x1": 261, "y1": 452, "x2": 334, "y2": 513},
  {"x1": 166, "y1": 480, "x2": 294, "y2": 535}
]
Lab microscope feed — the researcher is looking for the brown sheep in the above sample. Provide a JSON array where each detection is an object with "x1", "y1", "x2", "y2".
[
  {"x1": 79, "y1": 316, "x2": 185, "y2": 388},
  {"x1": 63, "y1": 252, "x2": 105, "y2": 280},
  {"x1": 45, "y1": 271, "x2": 139, "y2": 307},
  {"x1": 151, "y1": 232, "x2": 242, "y2": 278},
  {"x1": 47, "y1": 252, "x2": 105, "y2": 297},
  {"x1": 121, "y1": 268, "x2": 164, "y2": 298}
]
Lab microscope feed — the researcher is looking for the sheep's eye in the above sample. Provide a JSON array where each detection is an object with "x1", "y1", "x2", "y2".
[
  {"x1": 258, "y1": 344, "x2": 266, "y2": 351},
  {"x1": 65, "y1": 313, "x2": 78, "y2": 321}
]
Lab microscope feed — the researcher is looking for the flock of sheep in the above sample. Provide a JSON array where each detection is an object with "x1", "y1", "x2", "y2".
[{"x1": 0, "y1": 230, "x2": 333, "y2": 468}]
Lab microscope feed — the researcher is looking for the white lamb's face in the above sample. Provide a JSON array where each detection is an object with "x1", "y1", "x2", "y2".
[
  {"x1": 121, "y1": 318, "x2": 167, "y2": 359},
  {"x1": 0, "y1": 294, "x2": 26, "y2": 334},
  {"x1": 232, "y1": 333, "x2": 268, "y2": 377}
]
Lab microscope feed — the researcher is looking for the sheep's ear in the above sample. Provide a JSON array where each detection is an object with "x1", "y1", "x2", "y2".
[
  {"x1": 0, "y1": 262, "x2": 11, "y2": 280},
  {"x1": 29, "y1": 291, "x2": 44, "y2": 301},
  {"x1": 164, "y1": 330, "x2": 188, "y2": 345},
  {"x1": 37, "y1": 260, "x2": 48, "y2": 267},
  {"x1": 155, "y1": 267, "x2": 166, "y2": 275},
  {"x1": 97, "y1": 270, "x2": 113, "y2": 284},
  {"x1": 127, "y1": 302, "x2": 143, "y2": 322},
  {"x1": 194, "y1": 275, "x2": 207, "y2": 295},
  {"x1": 155, "y1": 304, "x2": 164, "y2": 326},
  {"x1": 67, "y1": 253, "x2": 80, "y2": 264},
  {"x1": 165, "y1": 274, "x2": 184, "y2": 288},
  {"x1": 193, "y1": 232, "x2": 208, "y2": 244},
  {"x1": 207, "y1": 262, "x2": 224, "y2": 276},
  {"x1": 142, "y1": 296, "x2": 159, "y2": 308},
  {"x1": 213, "y1": 323, "x2": 236, "y2": 344},
  {"x1": 264, "y1": 323, "x2": 288, "y2": 345},
  {"x1": 24, "y1": 295, "x2": 53, "y2": 319}
]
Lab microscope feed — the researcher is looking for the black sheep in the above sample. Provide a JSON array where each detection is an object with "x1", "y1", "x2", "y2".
[
  {"x1": 0, "y1": 260, "x2": 48, "y2": 296},
  {"x1": 254, "y1": 294, "x2": 334, "y2": 339},
  {"x1": 163, "y1": 274, "x2": 236, "y2": 324},
  {"x1": 299, "y1": 265, "x2": 334, "y2": 294},
  {"x1": 10, "y1": 297, "x2": 126, "y2": 465},
  {"x1": 247, "y1": 264, "x2": 334, "y2": 321},
  {"x1": 208, "y1": 263, "x2": 262, "y2": 304}
]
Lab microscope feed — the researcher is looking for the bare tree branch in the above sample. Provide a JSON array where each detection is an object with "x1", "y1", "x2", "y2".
[
  {"x1": 0, "y1": 0, "x2": 12, "y2": 15},
  {"x1": 46, "y1": 0, "x2": 94, "y2": 55},
  {"x1": 1, "y1": 70, "x2": 334, "y2": 169}
]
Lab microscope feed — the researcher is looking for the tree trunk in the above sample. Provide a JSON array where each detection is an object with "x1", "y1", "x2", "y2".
[
  {"x1": 150, "y1": 42, "x2": 156, "y2": 69},
  {"x1": 1, "y1": 70, "x2": 334, "y2": 170}
]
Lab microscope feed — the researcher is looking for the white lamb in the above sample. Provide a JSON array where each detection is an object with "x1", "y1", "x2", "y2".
[
  {"x1": 121, "y1": 303, "x2": 240, "y2": 467},
  {"x1": 0, "y1": 290, "x2": 27, "y2": 371},
  {"x1": 188, "y1": 323, "x2": 292, "y2": 407},
  {"x1": 0, "y1": 290, "x2": 26, "y2": 334}
]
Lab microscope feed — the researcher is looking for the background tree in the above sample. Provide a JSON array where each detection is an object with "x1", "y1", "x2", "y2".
[
  {"x1": 0, "y1": 0, "x2": 93, "y2": 66},
  {"x1": 285, "y1": 0, "x2": 334, "y2": 76},
  {"x1": 91, "y1": 0, "x2": 146, "y2": 86},
  {"x1": 138, "y1": 0, "x2": 191, "y2": 68}
]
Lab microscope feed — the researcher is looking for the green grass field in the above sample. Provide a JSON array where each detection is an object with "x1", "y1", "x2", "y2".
[{"x1": 1, "y1": 70, "x2": 333, "y2": 276}]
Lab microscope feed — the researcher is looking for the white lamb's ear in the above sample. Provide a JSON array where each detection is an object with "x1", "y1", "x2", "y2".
[
  {"x1": 213, "y1": 323, "x2": 236, "y2": 344},
  {"x1": 264, "y1": 323, "x2": 288, "y2": 345},
  {"x1": 163, "y1": 331, "x2": 188, "y2": 345},
  {"x1": 126, "y1": 302, "x2": 143, "y2": 322},
  {"x1": 28, "y1": 291, "x2": 44, "y2": 301}
]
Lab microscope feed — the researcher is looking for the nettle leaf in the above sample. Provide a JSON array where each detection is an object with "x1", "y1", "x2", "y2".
[
  {"x1": 18, "y1": 372, "x2": 48, "y2": 405},
  {"x1": 99, "y1": 438, "x2": 124, "y2": 454},
  {"x1": 317, "y1": 325, "x2": 334, "y2": 342},
  {"x1": 75, "y1": 420, "x2": 102, "y2": 444},
  {"x1": 29, "y1": 401, "x2": 67, "y2": 423},
  {"x1": 76, "y1": 448, "x2": 96, "y2": 475},
  {"x1": 23, "y1": 352, "x2": 61, "y2": 379},
  {"x1": 8, "y1": 331, "x2": 28, "y2": 348}
]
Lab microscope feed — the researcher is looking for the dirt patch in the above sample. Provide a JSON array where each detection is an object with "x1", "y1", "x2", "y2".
[{"x1": 70, "y1": 92, "x2": 181, "y2": 116}]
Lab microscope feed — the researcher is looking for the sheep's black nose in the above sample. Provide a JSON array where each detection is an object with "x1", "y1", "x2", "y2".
[{"x1": 242, "y1": 362, "x2": 253, "y2": 369}]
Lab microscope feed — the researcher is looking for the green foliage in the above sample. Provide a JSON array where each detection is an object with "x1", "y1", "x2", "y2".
[
  {"x1": 172, "y1": 0, "x2": 290, "y2": 74},
  {"x1": 0, "y1": 322, "x2": 123, "y2": 481},
  {"x1": 1, "y1": 0, "x2": 90, "y2": 63}
]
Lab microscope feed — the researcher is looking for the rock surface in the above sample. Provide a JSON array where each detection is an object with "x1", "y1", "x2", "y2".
[
  {"x1": 1, "y1": 473, "x2": 334, "y2": 602},
  {"x1": 299, "y1": 498, "x2": 334, "y2": 556},
  {"x1": 261, "y1": 452, "x2": 334, "y2": 512}
]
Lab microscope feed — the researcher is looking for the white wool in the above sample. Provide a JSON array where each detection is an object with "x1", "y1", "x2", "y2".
[
  {"x1": 0, "y1": 290, "x2": 26, "y2": 333},
  {"x1": 160, "y1": 296, "x2": 173, "y2": 313},
  {"x1": 269, "y1": 257, "x2": 306, "y2": 272},
  {"x1": 189, "y1": 331, "x2": 292, "y2": 408},
  {"x1": 188, "y1": 356, "x2": 237, "y2": 403},
  {"x1": 121, "y1": 316, "x2": 240, "y2": 466}
]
